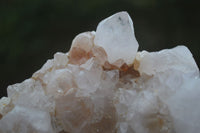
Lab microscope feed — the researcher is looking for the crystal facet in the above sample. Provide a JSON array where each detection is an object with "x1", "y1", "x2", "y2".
[{"x1": 94, "y1": 11, "x2": 139, "y2": 65}]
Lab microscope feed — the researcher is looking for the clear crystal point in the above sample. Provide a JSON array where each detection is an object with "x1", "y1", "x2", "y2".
[{"x1": 94, "y1": 11, "x2": 139, "y2": 64}]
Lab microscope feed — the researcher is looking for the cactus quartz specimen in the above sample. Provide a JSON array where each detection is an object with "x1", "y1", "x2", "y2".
[{"x1": 0, "y1": 12, "x2": 200, "y2": 133}]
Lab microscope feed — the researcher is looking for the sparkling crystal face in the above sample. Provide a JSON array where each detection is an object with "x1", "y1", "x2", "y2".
[{"x1": 0, "y1": 12, "x2": 199, "y2": 133}]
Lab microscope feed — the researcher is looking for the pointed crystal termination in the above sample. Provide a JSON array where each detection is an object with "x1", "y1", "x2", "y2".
[{"x1": 94, "y1": 11, "x2": 139, "y2": 65}]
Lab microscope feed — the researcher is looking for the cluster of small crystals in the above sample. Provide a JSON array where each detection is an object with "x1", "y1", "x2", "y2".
[{"x1": 0, "y1": 12, "x2": 200, "y2": 133}]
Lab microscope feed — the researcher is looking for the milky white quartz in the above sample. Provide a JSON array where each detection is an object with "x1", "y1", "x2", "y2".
[
  {"x1": 136, "y1": 46, "x2": 199, "y2": 76},
  {"x1": 0, "y1": 106, "x2": 54, "y2": 133},
  {"x1": 95, "y1": 11, "x2": 139, "y2": 65},
  {"x1": 0, "y1": 11, "x2": 199, "y2": 133}
]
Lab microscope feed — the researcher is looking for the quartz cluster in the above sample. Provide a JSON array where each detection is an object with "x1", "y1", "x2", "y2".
[{"x1": 0, "y1": 12, "x2": 199, "y2": 133}]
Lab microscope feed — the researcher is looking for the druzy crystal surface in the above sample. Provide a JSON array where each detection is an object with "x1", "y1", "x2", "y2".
[{"x1": 0, "y1": 12, "x2": 199, "y2": 133}]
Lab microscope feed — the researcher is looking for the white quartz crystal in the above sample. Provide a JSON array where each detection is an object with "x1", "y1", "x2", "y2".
[
  {"x1": 0, "y1": 11, "x2": 199, "y2": 133},
  {"x1": 136, "y1": 46, "x2": 199, "y2": 77},
  {"x1": 0, "y1": 106, "x2": 54, "y2": 133},
  {"x1": 94, "y1": 11, "x2": 139, "y2": 65},
  {"x1": 166, "y1": 79, "x2": 200, "y2": 133}
]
